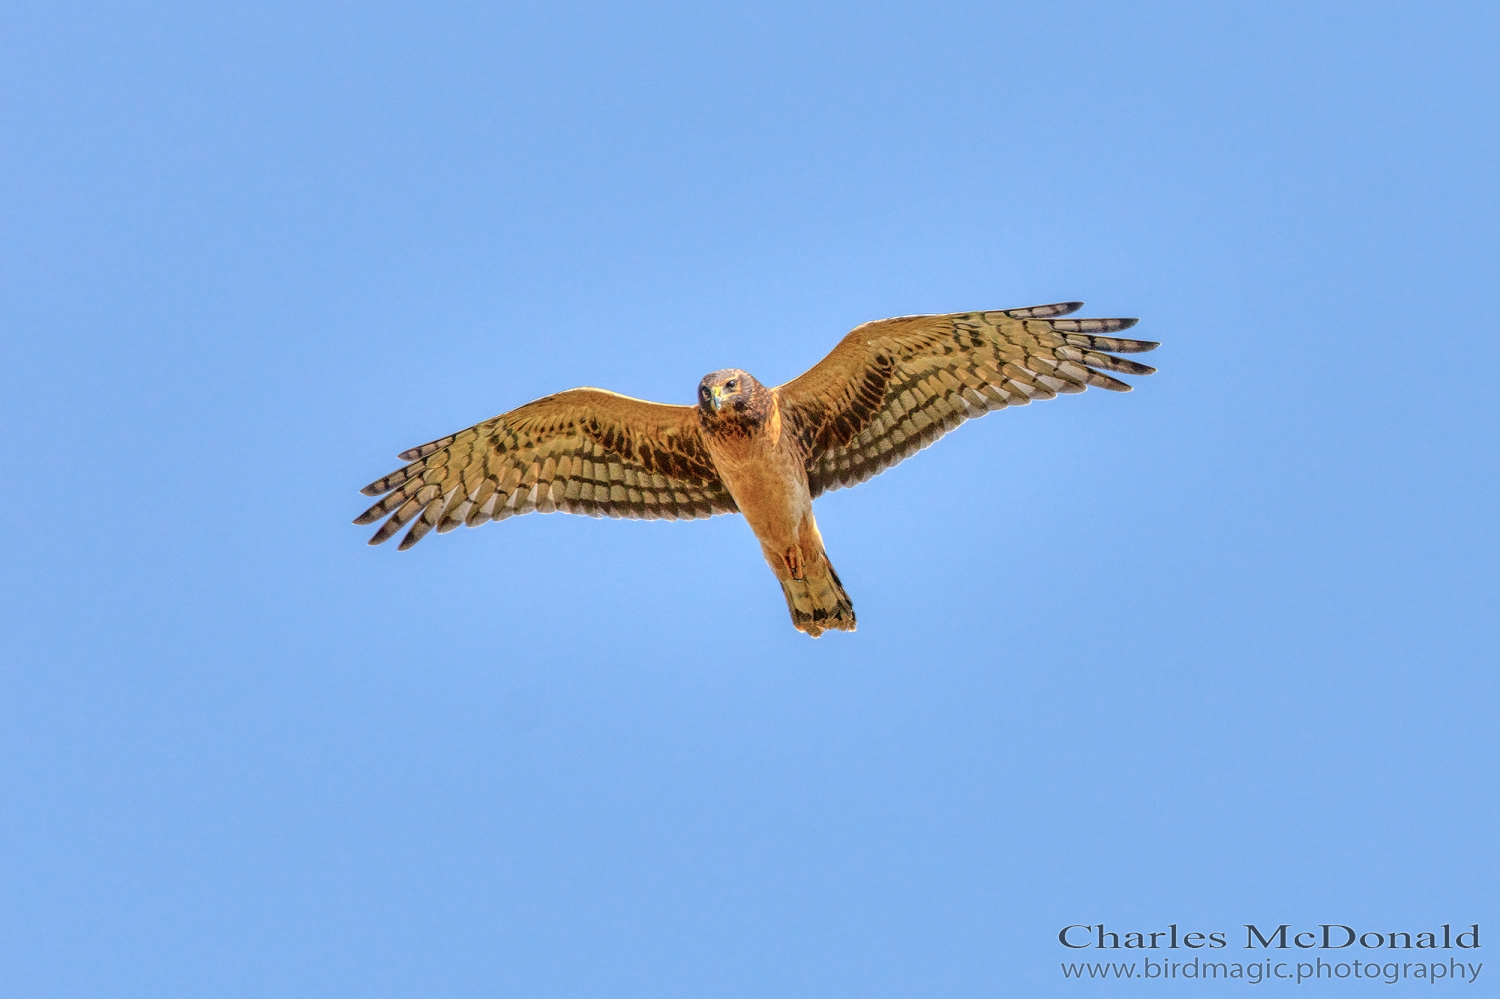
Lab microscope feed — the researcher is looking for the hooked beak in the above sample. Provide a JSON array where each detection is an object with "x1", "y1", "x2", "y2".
[{"x1": 708, "y1": 384, "x2": 726, "y2": 411}]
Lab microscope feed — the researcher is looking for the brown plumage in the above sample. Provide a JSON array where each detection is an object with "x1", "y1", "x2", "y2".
[{"x1": 355, "y1": 302, "x2": 1158, "y2": 636}]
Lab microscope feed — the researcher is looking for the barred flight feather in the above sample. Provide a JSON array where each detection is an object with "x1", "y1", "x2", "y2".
[
  {"x1": 355, "y1": 388, "x2": 736, "y2": 548},
  {"x1": 774, "y1": 304, "x2": 1158, "y2": 497}
]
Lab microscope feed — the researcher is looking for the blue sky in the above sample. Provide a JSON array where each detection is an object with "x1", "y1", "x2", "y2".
[{"x1": 3, "y1": 2, "x2": 1496, "y2": 995}]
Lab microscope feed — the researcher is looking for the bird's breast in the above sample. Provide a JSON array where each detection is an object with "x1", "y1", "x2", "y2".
[{"x1": 703, "y1": 409, "x2": 810, "y2": 545}]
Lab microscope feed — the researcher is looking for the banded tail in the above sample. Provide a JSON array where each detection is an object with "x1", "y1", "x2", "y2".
[{"x1": 780, "y1": 553, "x2": 856, "y2": 638}]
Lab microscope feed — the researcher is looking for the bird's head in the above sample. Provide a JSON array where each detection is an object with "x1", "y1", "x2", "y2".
[{"x1": 697, "y1": 368, "x2": 771, "y2": 436}]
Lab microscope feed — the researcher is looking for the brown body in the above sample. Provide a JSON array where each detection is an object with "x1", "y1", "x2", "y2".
[
  {"x1": 697, "y1": 372, "x2": 854, "y2": 635},
  {"x1": 355, "y1": 302, "x2": 1157, "y2": 636}
]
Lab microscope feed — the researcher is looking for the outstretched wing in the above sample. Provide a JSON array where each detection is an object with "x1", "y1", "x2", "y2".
[
  {"x1": 774, "y1": 302, "x2": 1158, "y2": 497},
  {"x1": 355, "y1": 388, "x2": 736, "y2": 550}
]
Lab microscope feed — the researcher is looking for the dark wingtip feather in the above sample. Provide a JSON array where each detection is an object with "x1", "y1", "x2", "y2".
[
  {"x1": 1086, "y1": 352, "x2": 1158, "y2": 376},
  {"x1": 397, "y1": 434, "x2": 456, "y2": 462},
  {"x1": 1050, "y1": 317, "x2": 1139, "y2": 334},
  {"x1": 1087, "y1": 370, "x2": 1134, "y2": 392},
  {"x1": 362, "y1": 463, "x2": 419, "y2": 496},
  {"x1": 1006, "y1": 301, "x2": 1083, "y2": 319},
  {"x1": 1067, "y1": 334, "x2": 1159, "y2": 354},
  {"x1": 367, "y1": 511, "x2": 410, "y2": 546}
]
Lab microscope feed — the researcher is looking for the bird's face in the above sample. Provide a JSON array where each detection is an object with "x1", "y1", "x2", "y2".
[
  {"x1": 697, "y1": 369, "x2": 770, "y2": 434},
  {"x1": 698, "y1": 369, "x2": 756, "y2": 412}
]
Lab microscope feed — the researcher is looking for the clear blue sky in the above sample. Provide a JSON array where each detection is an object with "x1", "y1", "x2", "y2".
[{"x1": 3, "y1": 2, "x2": 1496, "y2": 996}]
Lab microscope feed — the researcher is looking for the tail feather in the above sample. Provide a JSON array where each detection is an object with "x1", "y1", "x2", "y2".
[{"x1": 781, "y1": 556, "x2": 856, "y2": 637}]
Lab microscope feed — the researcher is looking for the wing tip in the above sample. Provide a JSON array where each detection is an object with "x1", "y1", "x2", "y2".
[{"x1": 1006, "y1": 301, "x2": 1084, "y2": 319}]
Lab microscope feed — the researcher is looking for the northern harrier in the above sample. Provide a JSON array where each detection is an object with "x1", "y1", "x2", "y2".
[{"x1": 355, "y1": 302, "x2": 1157, "y2": 635}]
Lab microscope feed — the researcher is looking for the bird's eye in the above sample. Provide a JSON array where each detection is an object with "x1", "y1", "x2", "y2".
[{"x1": 727, "y1": 379, "x2": 737, "y2": 389}]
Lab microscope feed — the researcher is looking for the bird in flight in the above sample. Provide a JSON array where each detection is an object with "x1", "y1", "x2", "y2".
[{"x1": 355, "y1": 302, "x2": 1157, "y2": 636}]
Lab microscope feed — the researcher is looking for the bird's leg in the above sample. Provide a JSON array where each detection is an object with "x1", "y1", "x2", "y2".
[{"x1": 782, "y1": 545, "x2": 805, "y2": 580}]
